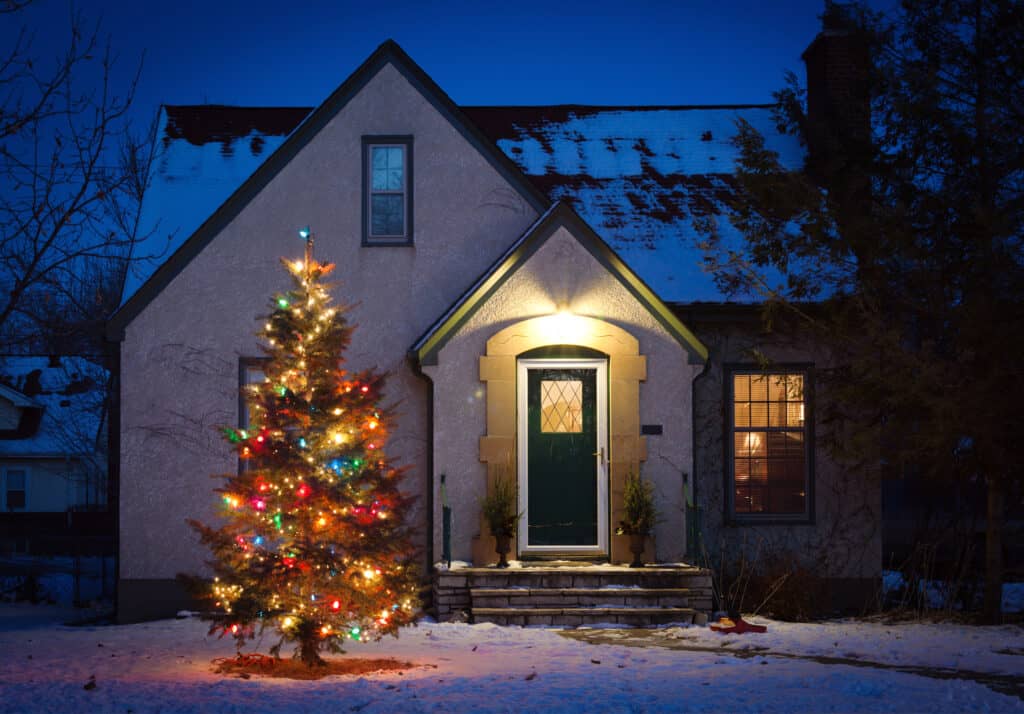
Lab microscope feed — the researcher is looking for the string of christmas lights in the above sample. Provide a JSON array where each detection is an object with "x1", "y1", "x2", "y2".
[{"x1": 188, "y1": 227, "x2": 420, "y2": 667}]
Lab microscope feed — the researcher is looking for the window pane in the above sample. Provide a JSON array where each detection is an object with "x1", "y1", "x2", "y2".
[
  {"x1": 734, "y1": 374, "x2": 750, "y2": 401},
  {"x1": 769, "y1": 399, "x2": 787, "y2": 426},
  {"x1": 540, "y1": 379, "x2": 583, "y2": 433},
  {"x1": 750, "y1": 375, "x2": 768, "y2": 400},
  {"x1": 768, "y1": 375, "x2": 787, "y2": 401},
  {"x1": 7, "y1": 471, "x2": 25, "y2": 489},
  {"x1": 749, "y1": 402, "x2": 768, "y2": 426},
  {"x1": 734, "y1": 459, "x2": 750, "y2": 482},
  {"x1": 734, "y1": 402, "x2": 750, "y2": 427},
  {"x1": 787, "y1": 374, "x2": 804, "y2": 400},
  {"x1": 371, "y1": 195, "x2": 404, "y2": 236},
  {"x1": 7, "y1": 490, "x2": 25, "y2": 509},
  {"x1": 371, "y1": 147, "x2": 404, "y2": 191},
  {"x1": 735, "y1": 486, "x2": 752, "y2": 513}
]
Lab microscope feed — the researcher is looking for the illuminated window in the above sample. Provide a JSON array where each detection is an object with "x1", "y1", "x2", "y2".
[
  {"x1": 363, "y1": 137, "x2": 412, "y2": 245},
  {"x1": 540, "y1": 379, "x2": 583, "y2": 433},
  {"x1": 729, "y1": 369, "x2": 811, "y2": 519}
]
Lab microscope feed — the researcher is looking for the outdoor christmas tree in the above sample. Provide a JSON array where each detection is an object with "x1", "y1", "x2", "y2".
[{"x1": 188, "y1": 229, "x2": 420, "y2": 666}]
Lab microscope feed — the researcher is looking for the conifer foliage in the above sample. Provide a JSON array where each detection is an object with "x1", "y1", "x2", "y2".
[{"x1": 188, "y1": 237, "x2": 420, "y2": 666}]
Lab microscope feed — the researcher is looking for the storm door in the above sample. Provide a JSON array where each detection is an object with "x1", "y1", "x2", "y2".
[{"x1": 517, "y1": 358, "x2": 608, "y2": 555}]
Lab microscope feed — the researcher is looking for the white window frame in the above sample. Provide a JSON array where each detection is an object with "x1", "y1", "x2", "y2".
[{"x1": 516, "y1": 358, "x2": 609, "y2": 555}]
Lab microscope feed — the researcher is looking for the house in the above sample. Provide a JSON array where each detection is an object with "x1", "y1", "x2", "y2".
[
  {"x1": 0, "y1": 356, "x2": 110, "y2": 555},
  {"x1": 108, "y1": 21, "x2": 880, "y2": 622}
]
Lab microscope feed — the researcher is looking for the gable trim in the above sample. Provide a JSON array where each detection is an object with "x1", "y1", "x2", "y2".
[
  {"x1": 107, "y1": 39, "x2": 550, "y2": 341},
  {"x1": 410, "y1": 201, "x2": 709, "y2": 366}
]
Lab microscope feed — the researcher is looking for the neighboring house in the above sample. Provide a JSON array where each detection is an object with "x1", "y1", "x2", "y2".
[
  {"x1": 108, "y1": 20, "x2": 880, "y2": 622},
  {"x1": 0, "y1": 356, "x2": 109, "y2": 554}
]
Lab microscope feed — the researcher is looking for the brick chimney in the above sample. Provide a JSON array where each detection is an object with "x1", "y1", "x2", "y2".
[{"x1": 802, "y1": 2, "x2": 870, "y2": 180}]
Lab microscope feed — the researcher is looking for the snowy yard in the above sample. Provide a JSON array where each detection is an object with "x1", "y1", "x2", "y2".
[{"x1": 0, "y1": 604, "x2": 1022, "y2": 713}]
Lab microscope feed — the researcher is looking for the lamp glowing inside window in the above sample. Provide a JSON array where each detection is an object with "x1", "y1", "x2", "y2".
[{"x1": 732, "y1": 373, "x2": 807, "y2": 516}]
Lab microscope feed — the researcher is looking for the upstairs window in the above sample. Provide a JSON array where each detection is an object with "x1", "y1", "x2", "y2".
[
  {"x1": 728, "y1": 369, "x2": 812, "y2": 521},
  {"x1": 363, "y1": 136, "x2": 413, "y2": 245},
  {"x1": 5, "y1": 469, "x2": 26, "y2": 510}
]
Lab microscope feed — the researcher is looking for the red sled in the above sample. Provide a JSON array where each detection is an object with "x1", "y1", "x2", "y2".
[{"x1": 709, "y1": 617, "x2": 767, "y2": 634}]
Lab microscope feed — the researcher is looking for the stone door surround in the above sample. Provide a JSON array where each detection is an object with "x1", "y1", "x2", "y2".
[{"x1": 472, "y1": 314, "x2": 649, "y2": 565}]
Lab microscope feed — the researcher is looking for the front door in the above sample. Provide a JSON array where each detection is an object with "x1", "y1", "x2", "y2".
[{"x1": 517, "y1": 358, "x2": 608, "y2": 555}]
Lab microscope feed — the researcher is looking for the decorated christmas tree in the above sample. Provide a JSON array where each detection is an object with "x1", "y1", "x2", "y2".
[{"x1": 188, "y1": 229, "x2": 420, "y2": 666}]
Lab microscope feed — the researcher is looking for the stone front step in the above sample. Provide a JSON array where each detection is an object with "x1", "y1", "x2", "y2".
[
  {"x1": 433, "y1": 565, "x2": 714, "y2": 625},
  {"x1": 473, "y1": 606, "x2": 697, "y2": 627},
  {"x1": 454, "y1": 566, "x2": 712, "y2": 590},
  {"x1": 470, "y1": 587, "x2": 692, "y2": 608}
]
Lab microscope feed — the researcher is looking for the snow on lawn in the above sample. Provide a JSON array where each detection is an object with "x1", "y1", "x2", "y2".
[{"x1": 0, "y1": 604, "x2": 1021, "y2": 713}]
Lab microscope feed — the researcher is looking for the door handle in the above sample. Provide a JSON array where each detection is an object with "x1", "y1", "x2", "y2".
[{"x1": 593, "y1": 447, "x2": 605, "y2": 465}]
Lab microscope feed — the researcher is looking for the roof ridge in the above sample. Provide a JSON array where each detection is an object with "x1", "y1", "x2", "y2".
[
  {"x1": 461, "y1": 103, "x2": 778, "y2": 111},
  {"x1": 159, "y1": 103, "x2": 779, "y2": 112}
]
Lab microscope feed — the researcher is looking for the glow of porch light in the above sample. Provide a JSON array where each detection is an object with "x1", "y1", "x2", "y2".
[{"x1": 534, "y1": 310, "x2": 593, "y2": 345}]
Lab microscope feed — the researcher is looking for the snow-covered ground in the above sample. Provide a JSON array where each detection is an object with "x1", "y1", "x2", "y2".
[{"x1": 1, "y1": 605, "x2": 1021, "y2": 713}]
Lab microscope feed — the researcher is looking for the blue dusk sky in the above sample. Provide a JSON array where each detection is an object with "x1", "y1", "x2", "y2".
[{"x1": 7, "y1": 0, "x2": 893, "y2": 128}]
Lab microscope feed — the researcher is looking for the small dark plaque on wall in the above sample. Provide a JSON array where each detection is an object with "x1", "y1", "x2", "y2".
[{"x1": 641, "y1": 424, "x2": 663, "y2": 435}]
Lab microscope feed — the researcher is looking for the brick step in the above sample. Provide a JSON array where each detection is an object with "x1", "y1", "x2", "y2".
[
  {"x1": 470, "y1": 587, "x2": 692, "y2": 608},
  {"x1": 472, "y1": 606, "x2": 698, "y2": 627}
]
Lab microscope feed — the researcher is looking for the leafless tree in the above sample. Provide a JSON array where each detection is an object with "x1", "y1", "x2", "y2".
[{"x1": 0, "y1": 3, "x2": 158, "y2": 354}]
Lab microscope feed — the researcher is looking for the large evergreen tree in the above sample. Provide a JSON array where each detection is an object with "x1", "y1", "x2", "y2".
[
  {"x1": 699, "y1": 0, "x2": 1023, "y2": 621},
  {"x1": 189, "y1": 232, "x2": 420, "y2": 665}
]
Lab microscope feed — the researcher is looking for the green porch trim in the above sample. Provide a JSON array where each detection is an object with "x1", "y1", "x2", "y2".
[{"x1": 411, "y1": 202, "x2": 708, "y2": 366}]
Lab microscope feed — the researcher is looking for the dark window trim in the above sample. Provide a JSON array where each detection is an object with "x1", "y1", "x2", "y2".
[
  {"x1": 723, "y1": 363, "x2": 815, "y2": 526},
  {"x1": 362, "y1": 135, "x2": 414, "y2": 246},
  {"x1": 4, "y1": 467, "x2": 28, "y2": 511},
  {"x1": 238, "y1": 357, "x2": 270, "y2": 474}
]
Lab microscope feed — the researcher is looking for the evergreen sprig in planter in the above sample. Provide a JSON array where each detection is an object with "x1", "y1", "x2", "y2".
[
  {"x1": 616, "y1": 472, "x2": 657, "y2": 567},
  {"x1": 480, "y1": 475, "x2": 520, "y2": 568}
]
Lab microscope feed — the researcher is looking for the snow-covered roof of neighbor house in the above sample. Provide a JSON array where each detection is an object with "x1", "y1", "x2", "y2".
[
  {"x1": 125, "y1": 102, "x2": 803, "y2": 306},
  {"x1": 0, "y1": 356, "x2": 107, "y2": 458}
]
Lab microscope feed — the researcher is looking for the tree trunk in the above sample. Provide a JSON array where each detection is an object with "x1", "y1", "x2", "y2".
[
  {"x1": 297, "y1": 622, "x2": 325, "y2": 667},
  {"x1": 983, "y1": 476, "x2": 1004, "y2": 624}
]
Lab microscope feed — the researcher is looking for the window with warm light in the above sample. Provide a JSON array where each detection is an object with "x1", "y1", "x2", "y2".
[
  {"x1": 362, "y1": 136, "x2": 413, "y2": 245},
  {"x1": 728, "y1": 369, "x2": 812, "y2": 520}
]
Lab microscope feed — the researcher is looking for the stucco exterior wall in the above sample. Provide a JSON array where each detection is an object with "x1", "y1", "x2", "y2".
[
  {"x1": 424, "y1": 226, "x2": 701, "y2": 564},
  {"x1": 118, "y1": 60, "x2": 539, "y2": 583},
  {"x1": 690, "y1": 320, "x2": 882, "y2": 588}
]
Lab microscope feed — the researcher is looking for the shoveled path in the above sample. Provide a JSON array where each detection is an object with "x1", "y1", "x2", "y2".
[{"x1": 561, "y1": 628, "x2": 1024, "y2": 702}]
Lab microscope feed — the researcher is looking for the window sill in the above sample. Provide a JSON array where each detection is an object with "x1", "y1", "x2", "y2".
[
  {"x1": 362, "y1": 237, "x2": 414, "y2": 247},
  {"x1": 726, "y1": 514, "x2": 815, "y2": 527}
]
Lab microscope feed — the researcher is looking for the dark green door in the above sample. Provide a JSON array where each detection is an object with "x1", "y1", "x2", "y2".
[{"x1": 526, "y1": 367, "x2": 598, "y2": 546}]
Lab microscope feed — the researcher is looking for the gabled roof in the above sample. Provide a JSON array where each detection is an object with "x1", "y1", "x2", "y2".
[
  {"x1": 411, "y1": 201, "x2": 708, "y2": 366},
  {"x1": 123, "y1": 99, "x2": 803, "y2": 315},
  {"x1": 0, "y1": 382, "x2": 39, "y2": 409},
  {"x1": 463, "y1": 105, "x2": 804, "y2": 302},
  {"x1": 108, "y1": 40, "x2": 550, "y2": 339}
]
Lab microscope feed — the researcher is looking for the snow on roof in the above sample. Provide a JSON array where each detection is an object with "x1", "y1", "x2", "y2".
[
  {"x1": 463, "y1": 105, "x2": 804, "y2": 301},
  {"x1": 0, "y1": 356, "x2": 107, "y2": 458},
  {"x1": 125, "y1": 103, "x2": 803, "y2": 306},
  {"x1": 123, "y1": 106, "x2": 313, "y2": 305}
]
